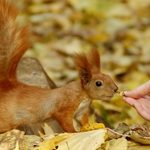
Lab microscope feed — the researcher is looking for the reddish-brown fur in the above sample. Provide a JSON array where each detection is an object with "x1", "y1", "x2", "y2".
[
  {"x1": 0, "y1": 0, "x2": 118, "y2": 133},
  {"x1": 0, "y1": 0, "x2": 28, "y2": 81}
]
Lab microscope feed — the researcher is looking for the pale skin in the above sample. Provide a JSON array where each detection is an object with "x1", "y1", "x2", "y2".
[{"x1": 123, "y1": 80, "x2": 150, "y2": 121}]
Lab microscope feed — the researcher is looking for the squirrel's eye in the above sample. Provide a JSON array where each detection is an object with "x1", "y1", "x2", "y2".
[{"x1": 95, "y1": 81, "x2": 103, "y2": 87}]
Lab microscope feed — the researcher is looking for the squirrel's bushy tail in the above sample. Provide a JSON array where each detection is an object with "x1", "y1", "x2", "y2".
[{"x1": 0, "y1": 0, "x2": 28, "y2": 81}]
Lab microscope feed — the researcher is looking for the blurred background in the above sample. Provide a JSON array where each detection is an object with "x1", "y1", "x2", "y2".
[{"x1": 16, "y1": 0, "x2": 150, "y2": 128}]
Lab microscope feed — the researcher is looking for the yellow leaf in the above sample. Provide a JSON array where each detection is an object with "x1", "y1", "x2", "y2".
[
  {"x1": 81, "y1": 123, "x2": 105, "y2": 132},
  {"x1": 57, "y1": 129, "x2": 106, "y2": 150},
  {"x1": 105, "y1": 137, "x2": 128, "y2": 150},
  {"x1": 39, "y1": 134, "x2": 69, "y2": 150}
]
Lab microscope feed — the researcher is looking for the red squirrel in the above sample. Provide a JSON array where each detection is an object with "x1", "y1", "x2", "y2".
[{"x1": 0, "y1": 0, "x2": 118, "y2": 133}]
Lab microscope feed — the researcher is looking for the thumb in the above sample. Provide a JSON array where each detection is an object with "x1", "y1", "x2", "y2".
[{"x1": 124, "y1": 80, "x2": 150, "y2": 99}]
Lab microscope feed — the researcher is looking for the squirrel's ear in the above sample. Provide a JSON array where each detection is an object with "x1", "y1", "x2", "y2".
[
  {"x1": 74, "y1": 54, "x2": 92, "y2": 86},
  {"x1": 87, "y1": 49, "x2": 100, "y2": 73}
]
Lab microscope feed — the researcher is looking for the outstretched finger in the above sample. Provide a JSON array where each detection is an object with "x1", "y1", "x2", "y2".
[{"x1": 124, "y1": 80, "x2": 150, "y2": 98}]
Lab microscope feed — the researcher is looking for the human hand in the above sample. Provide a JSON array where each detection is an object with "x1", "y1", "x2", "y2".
[{"x1": 123, "y1": 80, "x2": 150, "y2": 121}]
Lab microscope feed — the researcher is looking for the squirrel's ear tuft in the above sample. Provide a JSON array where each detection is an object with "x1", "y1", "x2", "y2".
[
  {"x1": 74, "y1": 54, "x2": 92, "y2": 86},
  {"x1": 87, "y1": 48, "x2": 100, "y2": 73}
]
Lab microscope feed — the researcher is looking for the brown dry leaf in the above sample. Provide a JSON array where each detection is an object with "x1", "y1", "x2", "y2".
[
  {"x1": 127, "y1": 125, "x2": 150, "y2": 145},
  {"x1": 129, "y1": 132, "x2": 150, "y2": 145},
  {"x1": 0, "y1": 130, "x2": 24, "y2": 150},
  {"x1": 128, "y1": 141, "x2": 150, "y2": 150},
  {"x1": 21, "y1": 135, "x2": 41, "y2": 150}
]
